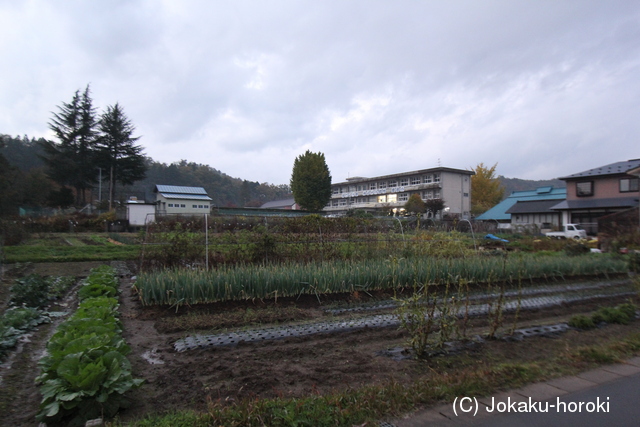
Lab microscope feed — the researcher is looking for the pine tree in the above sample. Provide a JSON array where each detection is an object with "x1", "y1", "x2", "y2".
[
  {"x1": 0, "y1": 137, "x2": 21, "y2": 216},
  {"x1": 42, "y1": 85, "x2": 99, "y2": 205},
  {"x1": 290, "y1": 150, "x2": 332, "y2": 211},
  {"x1": 96, "y1": 103, "x2": 146, "y2": 210}
]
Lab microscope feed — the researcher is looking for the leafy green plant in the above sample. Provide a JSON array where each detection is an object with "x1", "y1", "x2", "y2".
[
  {"x1": 37, "y1": 266, "x2": 142, "y2": 426},
  {"x1": 1, "y1": 306, "x2": 43, "y2": 329},
  {"x1": 10, "y1": 274, "x2": 76, "y2": 308},
  {"x1": 593, "y1": 304, "x2": 637, "y2": 325},
  {"x1": 78, "y1": 283, "x2": 117, "y2": 301},
  {"x1": 10, "y1": 274, "x2": 50, "y2": 308},
  {"x1": 48, "y1": 276, "x2": 76, "y2": 299},
  {"x1": 0, "y1": 307, "x2": 48, "y2": 360},
  {"x1": 573, "y1": 303, "x2": 638, "y2": 328}
]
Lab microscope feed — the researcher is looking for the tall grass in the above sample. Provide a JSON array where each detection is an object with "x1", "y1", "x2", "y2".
[{"x1": 134, "y1": 254, "x2": 627, "y2": 306}]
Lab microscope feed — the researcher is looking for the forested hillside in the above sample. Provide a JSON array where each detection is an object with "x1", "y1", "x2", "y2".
[
  {"x1": 0, "y1": 134, "x2": 290, "y2": 215},
  {"x1": 2, "y1": 133, "x2": 567, "y2": 216},
  {"x1": 498, "y1": 176, "x2": 565, "y2": 198}
]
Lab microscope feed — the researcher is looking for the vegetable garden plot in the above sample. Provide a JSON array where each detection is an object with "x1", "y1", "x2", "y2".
[
  {"x1": 134, "y1": 254, "x2": 627, "y2": 306},
  {"x1": 36, "y1": 266, "x2": 143, "y2": 426},
  {"x1": 173, "y1": 279, "x2": 637, "y2": 351}
]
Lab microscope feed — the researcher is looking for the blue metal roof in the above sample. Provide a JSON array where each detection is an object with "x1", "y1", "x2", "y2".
[{"x1": 476, "y1": 186, "x2": 566, "y2": 221}]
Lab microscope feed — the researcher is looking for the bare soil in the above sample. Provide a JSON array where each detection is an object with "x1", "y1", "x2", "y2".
[{"x1": 0, "y1": 262, "x2": 639, "y2": 427}]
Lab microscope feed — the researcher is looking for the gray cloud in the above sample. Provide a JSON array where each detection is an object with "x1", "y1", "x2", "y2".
[{"x1": 1, "y1": 0, "x2": 639, "y2": 184}]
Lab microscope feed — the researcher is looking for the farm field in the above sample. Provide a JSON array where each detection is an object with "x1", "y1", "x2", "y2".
[
  {"x1": 1, "y1": 260, "x2": 639, "y2": 426},
  {"x1": 2, "y1": 233, "x2": 141, "y2": 263}
]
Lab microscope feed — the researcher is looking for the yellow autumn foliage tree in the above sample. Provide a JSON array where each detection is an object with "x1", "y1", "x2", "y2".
[{"x1": 471, "y1": 162, "x2": 505, "y2": 216}]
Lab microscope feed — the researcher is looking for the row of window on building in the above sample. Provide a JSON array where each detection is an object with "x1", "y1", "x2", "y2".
[
  {"x1": 167, "y1": 203, "x2": 210, "y2": 209},
  {"x1": 576, "y1": 178, "x2": 639, "y2": 197},
  {"x1": 333, "y1": 174, "x2": 441, "y2": 194},
  {"x1": 329, "y1": 190, "x2": 441, "y2": 207}
]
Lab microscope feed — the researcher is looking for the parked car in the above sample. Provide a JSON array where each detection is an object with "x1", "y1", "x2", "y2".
[{"x1": 545, "y1": 224, "x2": 587, "y2": 240}]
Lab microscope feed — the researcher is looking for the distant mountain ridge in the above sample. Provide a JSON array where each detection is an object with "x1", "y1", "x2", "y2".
[
  {"x1": 498, "y1": 176, "x2": 565, "y2": 200},
  {"x1": 1, "y1": 134, "x2": 291, "y2": 208},
  {"x1": 3, "y1": 134, "x2": 565, "y2": 208}
]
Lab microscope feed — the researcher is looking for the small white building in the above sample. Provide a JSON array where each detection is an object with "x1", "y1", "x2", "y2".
[
  {"x1": 154, "y1": 185, "x2": 213, "y2": 216},
  {"x1": 126, "y1": 199, "x2": 156, "y2": 226}
]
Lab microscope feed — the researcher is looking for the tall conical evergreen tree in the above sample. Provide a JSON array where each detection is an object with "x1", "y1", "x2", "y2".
[
  {"x1": 41, "y1": 85, "x2": 99, "y2": 205},
  {"x1": 96, "y1": 103, "x2": 146, "y2": 209}
]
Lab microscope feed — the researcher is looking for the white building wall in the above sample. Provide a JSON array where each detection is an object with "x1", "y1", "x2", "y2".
[
  {"x1": 127, "y1": 204, "x2": 156, "y2": 226},
  {"x1": 156, "y1": 195, "x2": 211, "y2": 215},
  {"x1": 439, "y1": 171, "x2": 471, "y2": 219},
  {"x1": 325, "y1": 167, "x2": 473, "y2": 217}
]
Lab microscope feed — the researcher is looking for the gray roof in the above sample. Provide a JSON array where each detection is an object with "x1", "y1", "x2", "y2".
[
  {"x1": 155, "y1": 185, "x2": 209, "y2": 195},
  {"x1": 155, "y1": 185, "x2": 212, "y2": 201},
  {"x1": 550, "y1": 197, "x2": 639, "y2": 211},
  {"x1": 505, "y1": 200, "x2": 562, "y2": 214},
  {"x1": 260, "y1": 198, "x2": 296, "y2": 209},
  {"x1": 560, "y1": 159, "x2": 640, "y2": 180}
]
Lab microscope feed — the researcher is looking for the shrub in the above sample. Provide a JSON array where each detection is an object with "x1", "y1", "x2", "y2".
[
  {"x1": 568, "y1": 314, "x2": 596, "y2": 329},
  {"x1": 563, "y1": 241, "x2": 590, "y2": 256},
  {"x1": 592, "y1": 303, "x2": 637, "y2": 325},
  {"x1": 570, "y1": 303, "x2": 637, "y2": 331},
  {"x1": 0, "y1": 219, "x2": 29, "y2": 245},
  {"x1": 615, "y1": 303, "x2": 638, "y2": 322},
  {"x1": 629, "y1": 252, "x2": 640, "y2": 273}
]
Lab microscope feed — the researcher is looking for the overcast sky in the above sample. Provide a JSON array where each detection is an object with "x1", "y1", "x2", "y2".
[{"x1": 1, "y1": 0, "x2": 639, "y2": 186}]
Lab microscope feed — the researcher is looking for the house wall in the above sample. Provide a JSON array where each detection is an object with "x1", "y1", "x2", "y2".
[
  {"x1": 156, "y1": 195, "x2": 211, "y2": 215},
  {"x1": 510, "y1": 212, "x2": 561, "y2": 229},
  {"x1": 566, "y1": 175, "x2": 639, "y2": 200}
]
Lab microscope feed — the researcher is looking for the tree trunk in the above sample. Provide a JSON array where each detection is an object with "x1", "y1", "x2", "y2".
[{"x1": 108, "y1": 165, "x2": 114, "y2": 211}]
